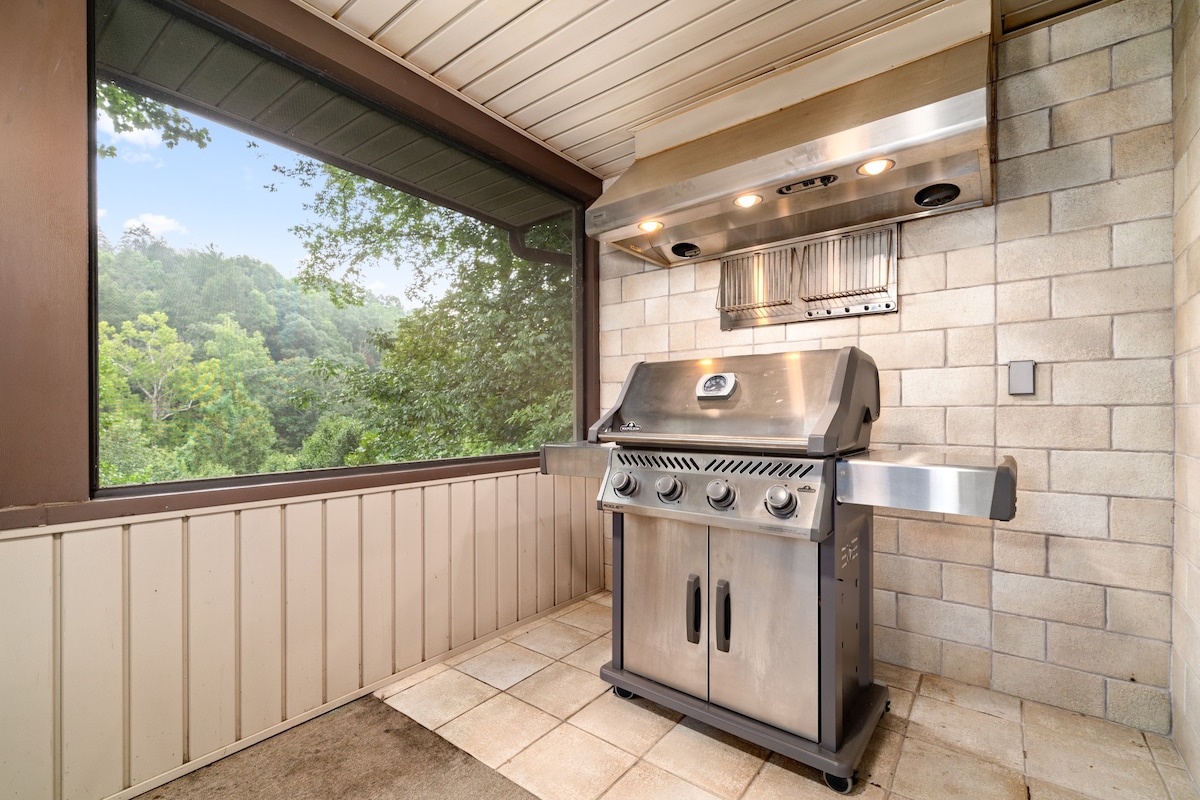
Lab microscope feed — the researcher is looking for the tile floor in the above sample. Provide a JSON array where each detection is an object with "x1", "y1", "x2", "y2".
[{"x1": 375, "y1": 593, "x2": 1200, "y2": 800}]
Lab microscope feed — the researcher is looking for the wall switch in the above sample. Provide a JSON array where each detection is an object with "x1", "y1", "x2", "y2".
[{"x1": 1008, "y1": 360, "x2": 1035, "y2": 395}]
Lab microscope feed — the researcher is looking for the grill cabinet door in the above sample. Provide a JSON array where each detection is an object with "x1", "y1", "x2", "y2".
[
  {"x1": 708, "y1": 527, "x2": 820, "y2": 740},
  {"x1": 622, "y1": 516, "x2": 709, "y2": 699}
]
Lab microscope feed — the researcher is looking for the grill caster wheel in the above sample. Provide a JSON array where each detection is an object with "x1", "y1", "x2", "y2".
[
  {"x1": 613, "y1": 687, "x2": 636, "y2": 700},
  {"x1": 823, "y1": 772, "x2": 854, "y2": 794}
]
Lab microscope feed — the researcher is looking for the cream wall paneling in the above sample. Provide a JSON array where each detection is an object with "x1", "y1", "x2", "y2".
[{"x1": 0, "y1": 469, "x2": 603, "y2": 800}]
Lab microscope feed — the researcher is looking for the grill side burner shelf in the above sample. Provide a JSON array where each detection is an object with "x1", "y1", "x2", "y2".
[{"x1": 543, "y1": 347, "x2": 1017, "y2": 794}]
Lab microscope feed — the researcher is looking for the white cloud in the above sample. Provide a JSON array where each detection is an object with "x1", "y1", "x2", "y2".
[
  {"x1": 123, "y1": 213, "x2": 187, "y2": 237},
  {"x1": 97, "y1": 209, "x2": 108, "y2": 220},
  {"x1": 96, "y1": 109, "x2": 163, "y2": 150}
]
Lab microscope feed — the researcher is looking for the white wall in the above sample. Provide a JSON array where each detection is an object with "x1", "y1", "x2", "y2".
[{"x1": 0, "y1": 470, "x2": 603, "y2": 800}]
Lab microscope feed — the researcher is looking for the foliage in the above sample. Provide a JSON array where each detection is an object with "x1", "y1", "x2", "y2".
[{"x1": 95, "y1": 81, "x2": 211, "y2": 159}]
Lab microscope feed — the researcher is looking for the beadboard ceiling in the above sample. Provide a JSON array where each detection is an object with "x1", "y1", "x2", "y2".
[{"x1": 293, "y1": 0, "x2": 1102, "y2": 180}]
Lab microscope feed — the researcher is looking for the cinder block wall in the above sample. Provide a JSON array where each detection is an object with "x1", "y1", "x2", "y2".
[
  {"x1": 1173, "y1": 0, "x2": 1200, "y2": 773},
  {"x1": 599, "y1": 0, "x2": 1176, "y2": 733}
]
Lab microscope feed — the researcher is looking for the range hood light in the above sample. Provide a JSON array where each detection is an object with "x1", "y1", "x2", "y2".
[
  {"x1": 638, "y1": 220, "x2": 664, "y2": 233},
  {"x1": 734, "y1": 194, "x2": 762, "y2": 208},
  {"x1": 857, "y1": 158, "x2": 895, "y2": 176}
]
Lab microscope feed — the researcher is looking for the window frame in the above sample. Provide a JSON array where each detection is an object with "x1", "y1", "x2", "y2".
[{"x1": 0, "y1": 0, "x2": 601, "y2": 530}]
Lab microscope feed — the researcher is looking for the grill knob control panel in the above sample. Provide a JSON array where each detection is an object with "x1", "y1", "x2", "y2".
[
  {"x1": 655, "y1": 475, "x2": 683, "y2": 502},
  {"x1": 611, "y1": 471, "x2": 637, "y2": 496},
  {"x1": 706, "y1": 479, "x2": 735, "y2": 509},
  {"x1": 764, "y1": 484, "x2": 798, "y2": 518}
]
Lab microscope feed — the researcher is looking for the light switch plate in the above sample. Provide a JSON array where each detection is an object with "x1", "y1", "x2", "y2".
[{"x1": 1008, "y1": 360, "x2": 1035, "y2": 395}]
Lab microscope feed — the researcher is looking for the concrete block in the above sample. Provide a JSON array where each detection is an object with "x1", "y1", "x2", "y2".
[
  {"x1": 668, "y1": 289, "x2": 718, "y2": 324},
  {"x1": 875, "y1": 625, "x2": 943, "y2": 674},
  {"x1": 900, "y1": 206, "x2": 995, "y2": 258},
  {"x1": 1049, "y1": 0, "x2": 1172, "y2": 61},
  {"x1": 601, "y1": 354, "x2": 643, "y2": 384},
  {"x1": 1106, "y1": 680, "x2": 1171, "y2": 734},
  {"x1": 622, "y1": 269, "x2": 670, "y2": 302},
  {"x1": 1112, "y1": 405, "x2": 1174, "y2": 452},
  {"x1": 993, "y1": 654, "x2": 1105, "y2": 716},
  {"x1": 1113, "y1": 310, "x2": 1175, "y2": 358},
  {"x1": 899, "y1": 286, "x2": 995, "y2": 332},
  {"x1": 997, "y1": 280, "x2": 1050, "y2": 324},
  {"x1": 998, "y1": 110, "x2": 1050, "y2": 160},
  {"x1": 997, "y1": 50, "x2": 1110, "y2": 119},
  {"x1": 996, "y1": 317, "x2": 1113, "y2": 363},
  {"x1": 858, "y1": 330, "x2": 945, "y2": 370},
  {"x1": 902, "y1": 366, "x2": 995, "y2": 407},
  {"x1": 1001, "y1": 489, "x2": 1109, "y2": 539},
  {"x1": 1051, "y1": 263, "x2": 1173, "y2": 318},
  {"x1": 621, "y1": 324, "x2": 668, "y2": 355},
  {"x1": 993, "y1": 613, "x2": 1046, "y2": 660},
  {"x1": 876, "y1": 553, "x2": 942, "y2": 598},
  {"x1": 898, "y1": 253, "x2": 947, "y2": 296},
  {"x1": 1052, "y1": 359, "x2": 1173, "y2": 405},
  {"x1": 600, "y1": 277, "x2": 622, "y2": 306},
  {"x1": 992, "y1": 571, "x2": 1105, "y2": 626},
  {"x1": 1114, "y1": 29, "x2": 1173, "y2": 86},
  {"x1": 600, "y1": 300, "x2": 645, "y2": 331},
  {"x1": 996, "y1": 407, "x2": 1109, "y2": 450},
  {"x1": 996, "y1": 227, "x2": 1110, "y2": 282},
  {"x1": 944, "y1": 326, "x2": 994, "y2": 367},
  {"x1": 600, "y1": 244, "x2": 651, "y2": 279},
  {"x1": 994, "y1": 530, "x2": 1047, "y2": 575},
  {"x1": 875, "y1": 589, "x2": 898, "y2": 628},
  {"x1": 874, "y1": 515, "x2": 899, "y2": 553},
  {"x1": 1113, "y1": 123, "x2": 1174, "y2": 178},
  {"x1": 1110, "y1": 497, "x2": 1174, "y2": 545},
  {"x1": 668, "y1": 267, "x2": 694, "y2": 295},
  {"x1": 947, "y1": 407, "x2": 994, "y2": 446},
  {"x1": 998, "y1": 26, "x2": 1049, "y2": 77},
  {"x1": 644, "y1": 296, "x2": 668, "y2": 325},
  {"x1": 1051, "y1": 450, "x2": 1174, "y2": 499},
  {"x1": 942, "y1": 642, "x2": 992, "y2": 688},
  {"x1": 996, "y1": 194, "x2": 1051, "y2": 243},
  {"x1": 996, "y1": 139, "x2": 1112, "y2": 201},
  {"x1": 899, "y1": 520, "x2": 993, "y2": 565},
  {"x1": 1051, "y1": 77, "x2": 1172, "y2": 147},
  {"x1": 1048, "y1": 537, "x2": 1172, "y2": 592},
  {"x1": 694, "y1": 317, "x2": 750, "y2": 350},
  {"x1": 1107, "y1": 587, "x2": 1171, "y2": 640},
  {"x1": 1009, "y1": 448, "x2": 1049, "y2": 491},
  {"x1": 946, "y1": 245, "x2": 995, "y2": 289},
  {"x1": 694, "y1": 260, "x2": 720, "y2": 290},
  {"x1": 897, "y1": 595, "x2": 990, "y2": 647},
  {"x1": 942, "y1": 564, "x2": 991, "y2": 607},
  {"x1": 1046, "y1": 623, "x2": 1170, "y2": 686},
  {"x1": 1113, "y1": 218, "x2": 1172, "y2": 266},
  {"x1": 1052, "y1": 171, "x2": 1173, "y2": 232},
  {"x1": 669, "y1": 322, "x2": 696, "y2": 351}
]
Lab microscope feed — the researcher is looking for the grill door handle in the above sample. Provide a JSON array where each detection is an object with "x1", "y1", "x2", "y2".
[
  {"x1": 686, "y1": 574, "x2": 702, "y2": 644},
  {"x1": 715, "y1": 579, "x2": 731, "y2": 653}
]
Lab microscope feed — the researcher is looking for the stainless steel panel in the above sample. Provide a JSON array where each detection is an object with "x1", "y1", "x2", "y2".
[
  {"x1": 708, "y1": 526, "x2": 820, "y2": 740},
  {"x1": 539, "y1": 441, "x2": 612, "y2": 479},
  {"x1": 836, "y1": 451, "x2": 1018, "y2": 520},
  {"x1": 622, "y1": 517, "x2": 709, "y2": 699}
]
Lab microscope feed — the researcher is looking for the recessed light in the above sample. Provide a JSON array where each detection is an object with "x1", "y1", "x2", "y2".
[
  {"x1": 733, "y1": 194, "x2": 762, "y2": 208},
  {"x1": 857, "y1": 158, "x2": 895, "y2": 176},
  {"x1": 638, "y1": 220, "x2": 663, "y2": 233}
]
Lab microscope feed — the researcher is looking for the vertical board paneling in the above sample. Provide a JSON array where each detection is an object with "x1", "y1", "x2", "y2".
[
  {"x1": 585, "y1": 478, "x2": 601, "y2": 591},
  {"x1": 284, "y1": 502, "x2": 324, "y2": 717},
  {"x1": 239, "y1": 507, "x2": 283, "y2": 736},
  {"x1": 553, "y1": 474, "x2": 571, "y2": 604},
  {"x1": 361, "y1": 492, "x2": 394, "y2": 685},
  {"x1": 536, "y1": 473, "x2": 556, "y2": 611},
  {"x1": 324, "y1": 497, "x2": 361, "y2": 700},
  {"x1": 128, "y1": 520, "x2": 184, "y2": 783},
  {"x1": 570, "y1": 476, "x2": 587, "y2": 597},
  {"x1": 449, "y1": 481, "x2": 475, "y2": 649},
  {"x1": 395, "y1": 489, "x2": 424, "y2": 670},
  {"x1": 517, "y1": 473, "x2": 539, "y2": 617},
  {"x1": 424, "y1": 484, "x2": 451, "y2": 658},
  {"x1": 474, "y1": 478, "x2": 498, "y2": 638},
  {"x1": 61, "y1": 527, "x2": 124, "y2": 800},
  {"x1": 496, "y1": 475, "x2": 519, "y2": 628},
  {"x1": 0, "y1": 537, "x2": 55, "y2": 799},
  {"x1": 187, "y1": 513, "x2": 237, "y2": 759}
]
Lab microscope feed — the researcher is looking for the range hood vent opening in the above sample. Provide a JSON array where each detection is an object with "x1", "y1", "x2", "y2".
[
  {"x1": 718, "y1": 225, "x2": 898, "y2": 331},
  {"x1": 588, "y1": 38, "x2": 993, "y2": 268}
]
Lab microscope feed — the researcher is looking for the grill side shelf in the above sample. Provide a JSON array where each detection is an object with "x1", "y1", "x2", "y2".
[{"x1": 835, "y1": 453, "x2": 1018, "y2": 521}]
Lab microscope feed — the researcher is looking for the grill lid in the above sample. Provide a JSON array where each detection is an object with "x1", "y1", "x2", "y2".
[{"x1": 588, "y1": 347, "x2": 879, "y2": 457}]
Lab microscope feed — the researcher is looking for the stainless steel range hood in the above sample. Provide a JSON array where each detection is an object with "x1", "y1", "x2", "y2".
[{"x1": 586, "y1": 38, "x2": 993, "y2": 268}]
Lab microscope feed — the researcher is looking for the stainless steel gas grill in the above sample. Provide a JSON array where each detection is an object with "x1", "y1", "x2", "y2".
[{"x1": 542, "y1": 346, "x2": 1016, "y2": 794}]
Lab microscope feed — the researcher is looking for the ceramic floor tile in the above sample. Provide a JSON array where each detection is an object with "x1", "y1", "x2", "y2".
[
  {"x1": 907, "y1": 695, "x2": 1025, "y2": 771},
  {"x1": 918, "y1": 675, "x2": 1022, "y2": 722},
  {"x1": 891, "y1": 736, "x2": 1027, "y2": 800},
  {"x1": 857, "y1": 726, "x2": 905, "y2": 792},
  {"x1": 1147, "y1": 734, "x2": 1187, "y2": 769},
  {"x1": 383, "y1": 668, "x2": 498, "y2": 729},
  {"x1": 455, "y1": 641, "x2": 554, "y2": 690},
  {"x1": 557, "y1": 602, "x2": 614, "y2": 634},
  {"x1": 599, "y1": 761, "x2": 722, "y2": 800},
  {"x1": 741, "y1": 752, "x2": 884, "y2": 800},
  {"x1": 1162, "y1": 766, "x2": 1200, "y2": 800},
  {"x1": 1027, "y1": 778, "x2": 1097, "y2": 800},
  {"x1": 569, "y1": 690, "x2": 682, "y2": 756},
  {"x1": 550, "y1": 600, "x2": 593, "y2": 619},
  {"x1": 1023, "y1": 701, "x2": 1151, "y2": 758},
  {"x1": 443, "y1": 636, "x2": 505, "y2": 666},
  {"x1": 589, "y1": 592, "x2": 613, "y2": 608},
  {"x1": 644, "y1": 718, "x2": 769, "y2": 800},
  {"x1": 508, "y1": 661, "x2": 611, "y2": 719},
  {"x1": 501, "y1": 617, "x2": 551, "y2": 640},
  {"x1": 875, "y1": 661, "x2": 922, "y2": 692},
  {"x1": 436, "y1": 693, "x2": 559, "y2": 768},
  {"x1": 499, "y1": 723, "x2": 635, "y2": 800},
  {"x1": 372, "y1": 662, "x2": 448, "y2": 700},
  {"x1": 562, "y1": 636, "x2": 615, "y2": 674},
  {"x1": 1024, "y1": 723, "x2": 1167, "y2": 800},
  {"x1": 513, "y1": 620, "x2": 602, "y2": 659}
]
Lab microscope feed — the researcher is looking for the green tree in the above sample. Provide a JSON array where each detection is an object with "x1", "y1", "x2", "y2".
[{"x1": 95, "y1": 81, "x2": 211, "y2": 159}]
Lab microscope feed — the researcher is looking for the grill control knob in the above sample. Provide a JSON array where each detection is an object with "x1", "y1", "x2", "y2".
[
  {"x1": 611, "y1": 471, "x2": 637, "y2": 496},
  {"x1": 765, "y1": 484, "x2": 798, "y2": 518},
  {"x1": 655, "y1": 475, "x2": 683, "y2": 502},
  {"x1": 706, "y1": 479, "x2": 735, "y2": 509}
]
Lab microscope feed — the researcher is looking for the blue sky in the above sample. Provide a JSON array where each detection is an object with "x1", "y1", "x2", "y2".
[{"x1": 95, "y1": 104, "x2": 418, "y2": 303}]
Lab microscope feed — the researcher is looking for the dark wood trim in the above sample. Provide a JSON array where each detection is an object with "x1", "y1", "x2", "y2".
[
  {"x1": 177, "y1": 0, "x2": 603, "y2": 205},
  {"x1": 0, "y1": 454, "x2": 541, "y2": 530}
]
